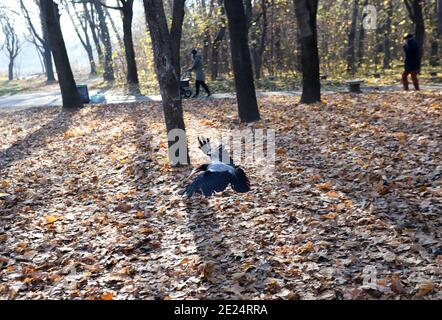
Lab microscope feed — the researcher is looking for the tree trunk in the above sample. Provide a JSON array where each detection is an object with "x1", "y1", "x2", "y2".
[
  {"x1": 40, "y1": 0, "x2": 82, "y2": 111},
  {"x1": 250, "y1": 0, "x2": 267, "y2": 79},
  {"x1": 357, "y1": 0, "x2": 369, "y2": 68},
  {"x1": 93, "y1": 0, "x2": 115, "y2": 81},
  {"x1": 65, "y1": 1, "x2": 97, "y2": 76},
  {"x1": 430, "y1": 41, "x2": 439, "y2": 66},
  {"x1": 211, "y1": 1, "x2": 226, "y2": 81},
  {"x1": 84, "y1": 2, "x2": 104, "y2": 66},
  {"x1": 224, "y1": 0, "x2": 260, "y2": 123},
  {"x1": 38, "y1": 2, "x2": 56, "y2": 82},
  {"x1": 383, "y1": 0, "x2": 393, "y2": 69},
  {"x1": 438, "y1": 0, "x2": 442, "y2": 34},
  {"x1": 256, "y1": 0, "x2": 267, "y2": 79},
  {"x1": 8, "y1": 61, "x2": 14, "y2": 81},
  {"x1": 122, "y1": 2, "x2": 139, "y2": 87},
  {"x1": 347, "y1": 0, "x2": 359, "y2": 74},
  {"x1": 430, "y1": 1, "x2": 440, "y2": 66},
  {"x1": 143, "y1": 0, "x2": 188, "y2": 165},
  {"x1": 104, "y1": 6, "x2": 124, "y2": 50},
  {"x1": 293, "y1": 0, "x2": 321, "y2": 104},
  {"x1": 170, "y1": 0, "x2": 186, "y2": 81},
  {"x1": 414, "y1": 7, "x2": 425, "y2": 66}
]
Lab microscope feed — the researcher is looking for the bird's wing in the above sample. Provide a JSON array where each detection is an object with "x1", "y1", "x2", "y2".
[
  {"x1": 230, "y1": 167, "x2": 251, "y2": 193},
  {"x1": 198, "y1": 136, "x2": 235, "y2": 166},
  {"x1": 185, "y1": 171, "x2": 231, "y2": 198}
]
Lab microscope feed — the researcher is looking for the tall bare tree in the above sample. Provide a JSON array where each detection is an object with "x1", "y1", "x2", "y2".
[
  {"x1": 91, "y1": 0, "x2": 115, "y2": 81},
  {"x1": 170, "y1": 0, "x2": 186, "y2": 81},
  {"x1": 293, "y1": 0, "x2": 321, "y2": 103},
  {"x1": 40, "y1": 0, "x2": 82, "y2": 110},
  {"x1": 143, "y1": 0, "x2": 188, "y2": 165},
  {"x1": 347, "y1": 0, "x2": 359, "y2": 74},
  {"x1": 211, "y1": 0, "x2": 226, "y2": 81},
  {"x1": 224, "y1": 0, "x2": 261, "y2": 122},
  {"x1": 20, "y1": 0, "x2": 56, "y2": 82},
  {"x1": 383, "y1": 0, "x2": 394, "y2": 69},
  {"x1": 99, "y1": 0, "x2": 139, "y2": 88},
  {"x1": 0, "y1": 15, "x2": 22, "y2": 81},
  {"x1": 83, "y1": 1, "x2": 104, "y2": 66},
  {"x1": 63, "y1": 0, "x2": 97, "y2": 75},
  {"x1": 438, "y1": 0, "x2": 442, "y2": 34}
]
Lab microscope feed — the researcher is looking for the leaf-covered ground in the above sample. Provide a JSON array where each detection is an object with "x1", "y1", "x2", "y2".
[{"x1": 0, "y1": 91, "x2": 441, "y2": 300}]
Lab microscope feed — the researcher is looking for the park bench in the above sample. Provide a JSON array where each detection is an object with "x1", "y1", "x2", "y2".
[
  {"x1": 373, "y1": 73, "x2": 381, "y2": 78},
  {"x1": 429, "y1": 71, "x2": 438, "y2": 77},
  {"x1": 320, "y1": 74, "x2": 328, "y2": 80},
  {"x1": 346, "y1": 79, "x2": 364, "y2": 93}
]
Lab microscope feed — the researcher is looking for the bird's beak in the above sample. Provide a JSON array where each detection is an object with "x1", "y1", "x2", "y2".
[{"x1": 186, "y1": 168, "x2": 198, "y2": 181}]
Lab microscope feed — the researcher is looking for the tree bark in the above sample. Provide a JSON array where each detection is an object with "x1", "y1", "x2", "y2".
[
  {"x1": 41, "y1": 7, "x2": 56, "y2": 82},
  {"x1": 357, "y1": 0, "x2": 369, "y2": 68},
  {"x1": 224, "y1": 0, "x2": 260, "y2": 123},
  {"x1": 438, "y1": 0, "x2": 442, "y2": 34},
  {"x1": 347, "y1": 0, "x2": 359, "y2": 74},
  {"x1": 1, "y1": 15, "x2": 21, "y2": 81},
  {"x1": 170, "y1": 0, "x2": 186, "y2": 81},
  {"x1": 211, "y1": 0, "x2": 226, "y2": 81},
  {"x1": 250, "y1": 0, "x2": 268, "y2": 79},
  {"x1": 121, "y1": 0, "x2": 139, "y2": 87},
  {"x1": 293, "y1": 0, "x2": 320, "y2": 104},
  {"x1": 383, "y1": 0, "x2": 393, "y2": 69},
  {"x1": 431, "y1": 0, "x2": 440, "y2": 66},
  {"x1": 20, "y1": 0, "x2": 55, "y2": 82},
  {"x1": 93, "y1": 0, "x2": 115, "y2": 81},
  {"x1": 8, "y1": 62, "x2": 13, "y2": 81},
  {"x1": 84, "y1": 1, "x2": 104, "y2": 66},
  {"x1": 40, "y1": 0, "x2": 82, "y2": 111},
  {"x1": 143, "y1": 0, "x2": 188, "y2": 165}
]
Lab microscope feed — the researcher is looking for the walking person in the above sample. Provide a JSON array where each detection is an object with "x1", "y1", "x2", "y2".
[
  {"x1": 402, "y1": 34, "x2": 420, "y2": 91},
  {"x1": 187, "y1": 49, "x2": 211, "y2": 98}
]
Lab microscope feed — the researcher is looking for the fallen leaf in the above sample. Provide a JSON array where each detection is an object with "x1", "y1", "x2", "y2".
[
  {"x1": 320, "y1": 212, "x2": 337, "y2": 220},
  {"x1": 101, "y1": 292, "x2": 114, "y2": 300},
  {"x1": 415, "y1": 282, "x2": 434, "y2": 297},
  {"x1": 44, "y1": 215, "x2": 59, "y2": 223}
]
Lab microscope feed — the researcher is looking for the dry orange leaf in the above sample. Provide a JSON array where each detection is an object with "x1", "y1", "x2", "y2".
[
  {"x1": 326, "y1": 190, "x2": 340, "y2": 198},
  {"x1": 177, "y1": 257, "x2": 190, "y2": 266},
  {"x1": 416, "y1": 282, "x2": 434, "y2": 297},
  {"x1": 44, "y1": 215, "x2": 59, "y2": 223},
  {"x1": 297, "y1": 241, "x2": 314, "y2": 254},
  {"x1": 139, "y1": 227, "x2": 153, "y2": 234},
  {"x1": 0, "y1": 180, "x2": 10, "y2": 189},
  {"x1": 316, "y1": 182, "x2": 332, "y2": 191},
  {"x1": 101, "y1": 292, "x2": 114, "y2": 300},
  {"x1": 321, "y1": 212, "x2": 338, "y2": 220},
  {"x1": 135, "y1": 211, "x2": 145, "y2": 219}
]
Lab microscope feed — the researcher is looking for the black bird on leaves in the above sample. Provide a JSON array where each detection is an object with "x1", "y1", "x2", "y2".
[{"x1": 183, "y1": 137, "x2": 251, "y2": 198}]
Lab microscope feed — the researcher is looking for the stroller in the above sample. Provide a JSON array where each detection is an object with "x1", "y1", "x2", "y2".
[{"x1": 180, "y1": 70, "x2": 192, "y2": 99}]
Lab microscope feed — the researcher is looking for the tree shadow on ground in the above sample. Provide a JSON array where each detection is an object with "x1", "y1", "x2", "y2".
[{"x1": 0, "y1": 109, "x2": 76, "y2": 170}]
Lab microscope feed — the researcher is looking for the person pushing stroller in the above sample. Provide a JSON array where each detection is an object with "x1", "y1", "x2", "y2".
[{"x1": 187, "y1": 49, "x2": 211, "y2": 98}]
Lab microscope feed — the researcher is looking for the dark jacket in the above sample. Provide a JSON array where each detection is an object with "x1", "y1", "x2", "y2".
[
  {"x1": 403, "y1": 38, "x2": 420, "y2": 71},
  {"x1": 189, "y1": 53, "x2": 205, "y2": 81}
]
